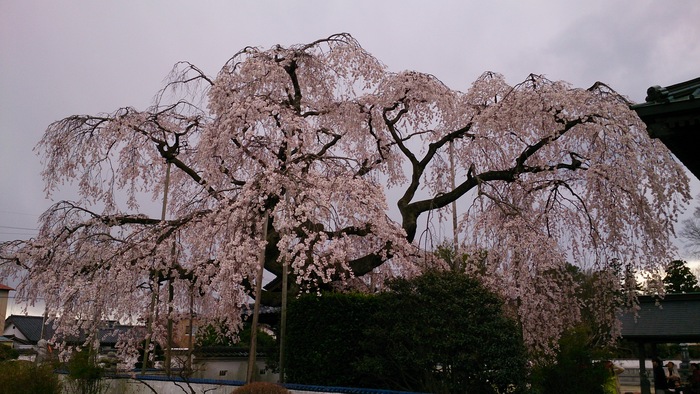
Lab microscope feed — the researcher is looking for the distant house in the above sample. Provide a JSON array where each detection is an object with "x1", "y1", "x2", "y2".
[
  {"x1": 2, "y1": 315, "x2": 54, "y2": 351},
  {"x1": 3, "y1": 305, "x2": 280, "y2": 374},
  {"x1": 167, "y1": 306, "x2": 280, "y2": 381},
  {"x1": 170, "y1": 305, "x2": 280, "y2": 349},
  {"x1": 3, "y1": 315, "x2": 142, "y2": 360}
]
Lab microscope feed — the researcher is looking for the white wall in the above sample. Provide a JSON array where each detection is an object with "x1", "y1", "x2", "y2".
[
  {"x1": 194, "y1": 358, "x2": 279, "y2": 382},
  {"x1": 2, "y1": 322, "x2": 27, "y2": 341},
  {"x1": 62, "y1": 377, "x2": 331, "y2": 394}
]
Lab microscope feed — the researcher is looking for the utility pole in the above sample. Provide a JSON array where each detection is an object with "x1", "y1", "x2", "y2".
[
  {"x1": 279, "y1": 142, "x2": 292, "y2": 383},
  {"x1": 143, "y1": 160, "x2": 171, "y2": 374},
  {"x1": 163, "y1": 162, "x2": 175, "y2": 377},
  {"x1": 449, "y1": 141, "x2": 460, "y2": 270},
  {"x1": 247, "y1": 210, "x2": 269, "y2": 383},
  {"x1": 278, "y1": 250, "x2": 288, "y2": 383},
  {"x1": 187, "y1": 284, "x2": 194, "y2": 371},
  {"x1": 165, "y1": 269, "x2": 174, "y2": 377}
]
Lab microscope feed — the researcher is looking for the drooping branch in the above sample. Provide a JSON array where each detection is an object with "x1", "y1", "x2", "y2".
[{"x1": 398, "y1": 113, "x2": 596, "y2": 242}]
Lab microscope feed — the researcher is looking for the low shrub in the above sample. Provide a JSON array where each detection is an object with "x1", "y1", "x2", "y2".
[
  {"x1": 65, "y1": 348, "x2": 107, "y2": 394},
  {"x1": 0, "y1": 360, "x2": 62, "y2": 394},
  {"x1": 0, "y1": 345, "x2": 19, "y2": 361}
]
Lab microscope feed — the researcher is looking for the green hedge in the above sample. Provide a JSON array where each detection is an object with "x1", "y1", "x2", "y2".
[
  {"x1": 285, "y1": 271, "x2": 528, "y2": 393},
  {"x1": 286, "y1": 291, "x2": 380, "y2": 388}
]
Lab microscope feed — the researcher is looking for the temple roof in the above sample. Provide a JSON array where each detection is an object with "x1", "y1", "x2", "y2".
[
  {"x1": 631, "y1": 77, "x2": 700, "y2": 179},
  {"x1": 619, "y1": 293, "x2": 700, "y2": 343}
]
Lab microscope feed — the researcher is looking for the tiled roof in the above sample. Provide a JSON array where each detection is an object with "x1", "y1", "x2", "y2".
[
  {"x1": 631, "y1": 77, "x2": 700, "y2": 179},
  {"x1": 98, "y1": 325, "x2": 144, "y2": 345},
  {"x1": 619, "y1": 293, "x2": 700, "y2": 343},
  {"x1": 640, "y1": 77, "x2": 700, "y2": 106}
]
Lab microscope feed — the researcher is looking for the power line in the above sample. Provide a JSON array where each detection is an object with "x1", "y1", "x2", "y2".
[
  {"x1": 0, "y1": 225, "x2": 38, "y2": 231},
  {"x1": 0, "y1": 209, "x2": 41, "y2": 217},
  {"x1": 0, "y1": 232, "x2": 37, "y2": 237}
]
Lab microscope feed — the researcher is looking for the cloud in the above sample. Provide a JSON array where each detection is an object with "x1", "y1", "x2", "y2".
[{"x1": 544, "y1": 1, "x2": 700, "y2": 101}]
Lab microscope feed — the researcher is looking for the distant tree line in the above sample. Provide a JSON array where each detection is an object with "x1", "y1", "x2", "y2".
[{"x1": 662, "y1": 260, "x2": 700, "y2": 294}]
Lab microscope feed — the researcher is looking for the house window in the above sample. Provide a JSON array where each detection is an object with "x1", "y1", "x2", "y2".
[
  {"x1": 185, "y1": 325, "x2": 198, "y2": 336},
  {"x1": 219, "y1": 370, "x2": 227, "y2": 376}
]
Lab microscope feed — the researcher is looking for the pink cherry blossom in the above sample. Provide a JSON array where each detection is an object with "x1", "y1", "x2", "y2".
[{"x1": 0, "y1": 33, "x2": 689, "y2": 362}]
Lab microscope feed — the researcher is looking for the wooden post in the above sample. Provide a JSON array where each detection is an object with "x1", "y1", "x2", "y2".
[{"x1": 639, "y1": 342, "x2": 651, "y2": 394}]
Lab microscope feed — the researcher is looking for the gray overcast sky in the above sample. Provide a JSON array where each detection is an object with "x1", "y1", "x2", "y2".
[{"x1": 1, "y1": 0, "x2": 699, "y2": 290}]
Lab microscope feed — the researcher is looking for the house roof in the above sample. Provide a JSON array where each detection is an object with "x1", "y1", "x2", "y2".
[
  {"x1": 3, "y1": 315, "x2": 140, "y2": 345},
  {"x1": 98, "y1": 324, "x2": 142, "y2": 345},
  {"x1": 4, "y1": 315, "x2": 55, "y2": 343},
  {"x1": 0, "y1": 284, "x2": 14, "y2": 291},
  {"x1": 619, "y1": 293, "x2": 700, "y2": 343},
  {"x1": 631, "y1": 77, "x2": 700, "y2": 179}
]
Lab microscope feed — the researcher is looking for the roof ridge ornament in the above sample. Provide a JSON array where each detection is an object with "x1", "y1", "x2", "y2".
[{"x1": 645, "y1": 85, "x2": 669, "y2": 103}]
